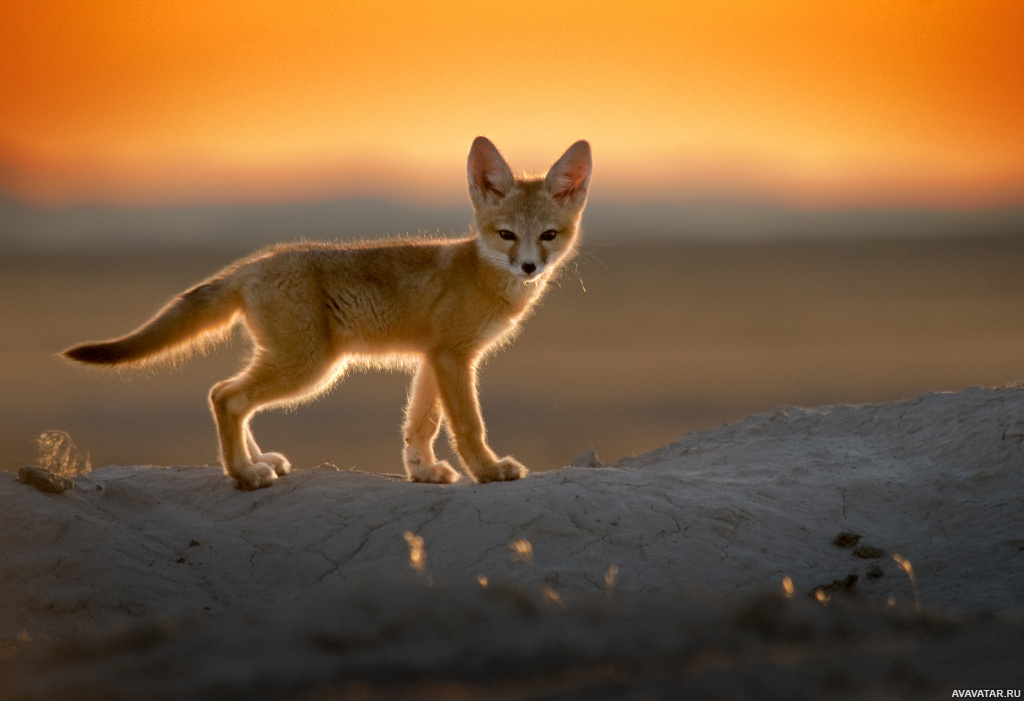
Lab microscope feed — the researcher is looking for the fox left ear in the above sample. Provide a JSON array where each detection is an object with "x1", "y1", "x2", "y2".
[{"x1": 545, "y1": 140, "x2": 592, "y2": 208}]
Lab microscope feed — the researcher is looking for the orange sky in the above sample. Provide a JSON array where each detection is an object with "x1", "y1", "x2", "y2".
[{"x1": 1, "y1": 0, "x2": 1022, "y2": 208}]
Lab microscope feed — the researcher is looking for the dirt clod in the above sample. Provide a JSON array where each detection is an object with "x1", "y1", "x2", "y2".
[
  {"x1": 854, "y1": 545, "x2": 886, "y2": 559},
  {"x1": 17, "y1": 466, "x2": 73, "y2": 494},
  {"x1": 833, "y1": 532, "x2": 862, "y2": 548}
]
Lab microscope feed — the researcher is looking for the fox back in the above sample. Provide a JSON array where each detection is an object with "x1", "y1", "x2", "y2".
[{"x1": 63, "y1": 137, "x2": 592, "y2": 490}]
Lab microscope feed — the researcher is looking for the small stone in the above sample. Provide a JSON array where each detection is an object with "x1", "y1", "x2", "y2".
[
  {"x1": 853, "y1": 545, "x2": 886, "y2": 559},
  {"x1": 570, "y1": 449, "x2": 605, "y2": 468},
  {"x1": 866, "y1": 564, "x2": 885, "y2": 579},
  {"x1": 833, "y1": 532, "x2": 862, "y2": 548},
  {"x1": 18, "y1": 466, "x2": 73, "y2": 494}
]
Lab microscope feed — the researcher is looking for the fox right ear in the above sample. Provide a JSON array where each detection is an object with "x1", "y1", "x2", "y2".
[{"x1": 467, "y1": 136, "x2": 514, "y2": 206}]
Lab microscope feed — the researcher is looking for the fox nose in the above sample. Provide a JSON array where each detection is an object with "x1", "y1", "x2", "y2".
[{"x1": 521, "y1": 262, "x2": 536, "y2": 275}]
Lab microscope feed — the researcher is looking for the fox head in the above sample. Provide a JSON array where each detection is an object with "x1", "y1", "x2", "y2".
[{"x1": 468, "y1": 137, "x2": 592, "y2": 283}]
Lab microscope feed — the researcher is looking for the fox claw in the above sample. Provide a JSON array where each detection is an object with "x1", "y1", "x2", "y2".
[
  {"x1": 475, "y1": 456, "x2": 528, "y2": 483},
  {"x1": 408, "y1": 460, "x2": 460, "y2": 484},
  {"x1": 233, "y1": 461, "x2": 278, "y2": 490},
  {"x1": 253, "y1": 452, "x2": 291, "y2": 476}
]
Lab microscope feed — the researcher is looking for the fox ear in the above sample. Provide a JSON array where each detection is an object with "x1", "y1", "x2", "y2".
[
  {"x1": 468, "y1": 136, "x2": 514, "y2": 206},
  {"x1": 545, "y1": 140, "x2": 592, "y2": 208}
]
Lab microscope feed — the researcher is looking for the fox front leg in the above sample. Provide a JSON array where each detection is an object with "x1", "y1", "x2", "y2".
[{"x1": 428, "y1": 353, "x2": 527, "y2": 483}]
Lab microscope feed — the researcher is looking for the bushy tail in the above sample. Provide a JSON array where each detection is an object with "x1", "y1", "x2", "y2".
[{"x1": 63, "y1": 277, "x2": 241, "y2": 367}]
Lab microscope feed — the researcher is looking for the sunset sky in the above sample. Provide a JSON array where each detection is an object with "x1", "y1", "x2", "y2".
[{"x1": 1, "y1": 1, "x2": 1022, "y2": 209}]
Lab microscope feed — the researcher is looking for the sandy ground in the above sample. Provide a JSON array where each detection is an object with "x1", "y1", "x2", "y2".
[{"x1": 2, "y1": 387, "x2": 1023, "y2": 699}]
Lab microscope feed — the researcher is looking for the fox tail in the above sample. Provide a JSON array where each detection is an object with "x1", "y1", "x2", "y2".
[{"x1": 63, "y1": 277, "x2": 241, "y2": 368}]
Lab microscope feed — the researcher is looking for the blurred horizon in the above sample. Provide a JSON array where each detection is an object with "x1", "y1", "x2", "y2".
[
  {"x1": 2, "y1": 2, "x2": 1023, "y2": 213},
  {"x1": 2, "y1": 195, "x2": 1023, "y2": 252}
]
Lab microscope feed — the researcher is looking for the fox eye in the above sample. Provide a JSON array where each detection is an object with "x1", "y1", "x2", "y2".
[
  {"x1": 498, "y1": 229, "x2": 516, "y2": 241},
  {"x1": 540, "y1": 229, "x2": 558, "y2": 241}
]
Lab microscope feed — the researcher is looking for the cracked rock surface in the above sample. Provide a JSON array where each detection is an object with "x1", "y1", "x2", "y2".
[{"x1": 2, "y1": 387, "x2": 1023, "y2": 698}]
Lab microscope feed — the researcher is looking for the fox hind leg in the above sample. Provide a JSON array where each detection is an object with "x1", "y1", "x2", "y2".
[
  {"x1": 210, "y1": 351, "x2": 336, "y2": 490},
  {"x1": 403, "y1": 362, "x2": 459, "y2": 483}
]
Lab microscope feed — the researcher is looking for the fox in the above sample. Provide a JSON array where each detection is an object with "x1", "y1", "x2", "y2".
[{"x1": 63, "y1": 137, "x2": 593, "y2": 490}]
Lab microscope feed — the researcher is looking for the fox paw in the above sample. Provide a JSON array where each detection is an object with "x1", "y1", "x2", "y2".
[
  {"x1": 253, "y1": 452, "x2": 291, "y2": 476},
  {"x1": 232, "y1": 461, "x2": 279, "y2": 490},
  {"x1": 407, "y1": 459, "x2": 460, "y2": 484},
  {"x1": 475, "y1": 456, "x2": 528, "y2": 483}
]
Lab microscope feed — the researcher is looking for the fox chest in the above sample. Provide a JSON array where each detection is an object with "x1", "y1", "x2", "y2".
[{"x1": 476, "y1": 314, "x2": 520, "y2": 347}]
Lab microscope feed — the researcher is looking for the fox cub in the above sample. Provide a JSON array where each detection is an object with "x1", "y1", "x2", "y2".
[{"x1": 64, "y1": 137, "x2": 593, "y2": 490}]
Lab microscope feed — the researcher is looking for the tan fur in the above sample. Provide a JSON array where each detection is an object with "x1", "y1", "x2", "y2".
[{"x1": 63, "y1": 138, "x2": 593, "y2": 490}]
